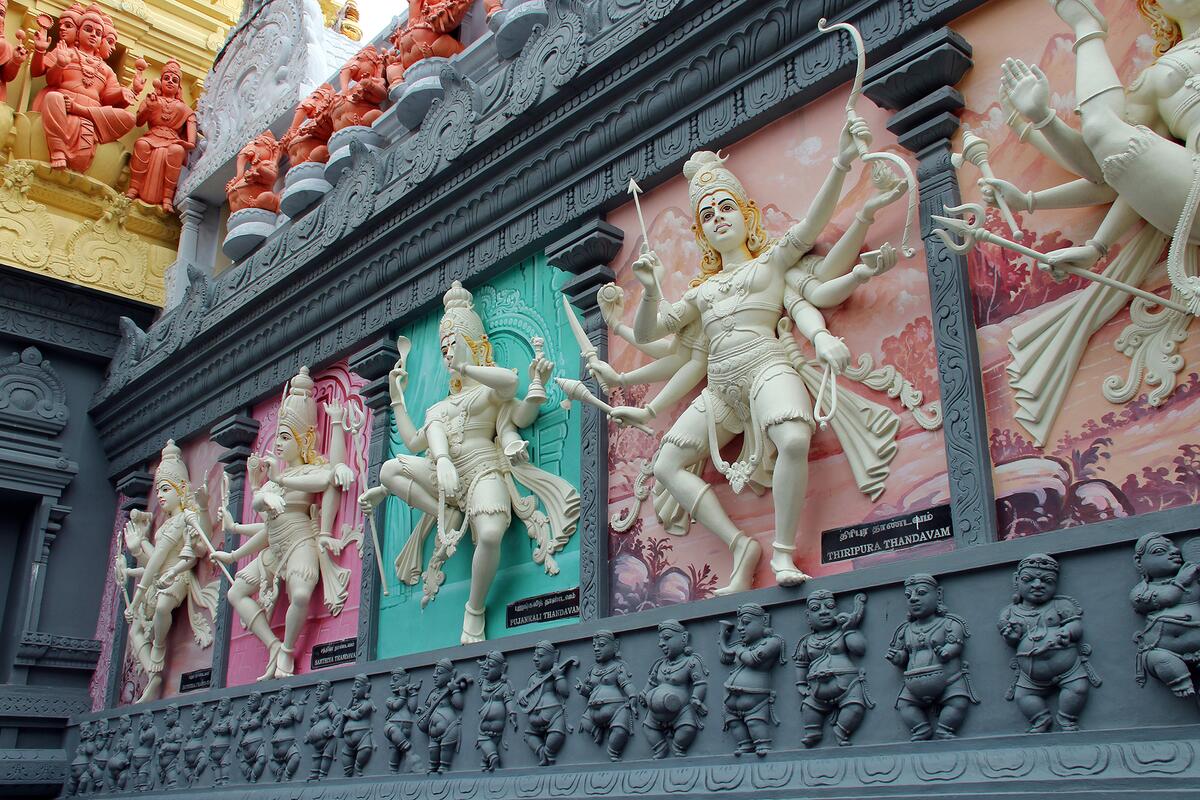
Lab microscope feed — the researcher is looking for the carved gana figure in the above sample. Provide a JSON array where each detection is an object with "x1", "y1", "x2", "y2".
[
  {"x1": 340, "y1": 674, "x2": 376, "y2": 777},
  {"x1": 304, "y1": 680, "x2": 340, "y2": 782},
  {"x1": 208, "y1": 697, "x2": 237, "y2": 786},
  {"x1": 1131, "y1": 532, "x2": 1200, "y2": 703},
  {"x1": 598, "y1": 135, "x2": 909, "y2": 593},
  {"x1": 224, "y1": 130, "x2": 282, "y2": 213},
  {"x1": 329, "y1": 45, "x2": 387, "y2": 132},
  {"x1": 126, "y1": 58, "x2": 197, "y2": 214},
  {"x1": 517, "y1": 641, "x2": 577, "y2": 766},
  {"x1": 215, "y1": 367, "x2": 358, "y2": 681},
  {"x1": 118, "y1": 439, "x2": 219, "y2": 703},
  {"x1": 794, "y1": 591, "x2": 871, "y2": 747},
  {"x1": 416, "y1": 658, "x2": 471, "y2": 774},
  {"x1": 281, "y1": 84, "x2": 336, "y2": 167},
  {"x1": 31, "y1": 3, "x2": 140, "y2": 171},
  {"x1": 131, "y1": 711, "x2": 155, "y2": 791},
  {"x1": 886, "y1": 574, "x2": 978, "y2": 741},
  {"x1": 576, "y1": 630, "x2": 637, "y2": 762},
  {"x1": 720, "y1": 602, "x2": 786, "y2": 755},
  {"x1": 999, "y1": 554, "x2": 1100, "y2": 732},
  {"x1": 359, "y1": 282, "x2": 580, "y2": 644},
  {"x1": 385, "y1": 667, "x2": 421, "y2": 773},
  {"x1": 475, "y1": 651, "x2": 516, "y2": 771},
  {"x1": 237, "y1": 692, "x2": 268, "y2": 783},
  {"x1": 639, "y1": 620, "x2": 708, "y2": 758},
  {"x1": 0, "y1": 0, "x2": 27, "y2": 104},
  {"x1": 267, "y1": 685, "x2": 306, "y2": 782},
  {"x1": 180, "y1": 703, "x2": 212, "y2": 786}
]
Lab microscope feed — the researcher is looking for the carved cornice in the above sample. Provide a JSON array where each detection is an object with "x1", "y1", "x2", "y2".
[
  {"x1": 545, "y1": 218, "x2": 625, "y2": 274},
  {"x1": 116, "y1": 469, "x2": 154, "y2": 511},
  {"x1": 0, "y1": 348, "x2": 68, "y2": 437},
  {"x1": 15, "y1": 632, "x2": 102, "y2": 671},
  {"x1": 0, "y1": 685, "x2": 91, "y2": 720},
  {"x1": 0, "y1": 749, "x2": 67, "y2": 787},
  {"x1": 93, "y1": 0, "x2": 989, "y2": 477}
]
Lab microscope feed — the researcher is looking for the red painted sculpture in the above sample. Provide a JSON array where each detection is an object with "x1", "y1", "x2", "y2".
[
  {"x1": 281, "y1": 84, "x2": 335, "y2": 166},
  {"x1": 30, "y1": 3, "x2": 83, "y2": 112},
  {"x1": 32, "y1": 4, "x2": 143, "y2": 172},
  {"x1": 329, "y1": 46, "x2": 387, "y2": 132},
  {"x1": 126, "y1": 59, "x2": 197, "y2": 214},
  {"x1": 384, "y1": 0, "x2": 475, "y2": 89},
  {"x1": 0, "y1": 0, "x2": 28, "y2": 103},
  {"x1": 225, "y1": 130, "x2": 282, "y2": 213}
]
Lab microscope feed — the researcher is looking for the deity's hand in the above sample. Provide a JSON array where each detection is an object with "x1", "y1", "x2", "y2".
[
  {"x1": 155, "y1": 572, "x2": 176, "y2": 590},
  {"x1": 610, "y1": 405, "x2": 653, "y2": 428},
  {"x1": 435, "y1": 456, "x2": 460, "y2": 499},
  {"x1": 813, "y1": 331, "x2": 851, "y2": 375},
  {"x1": 1041, "y1": 244, "x2": 1101, "y2": 281},
  {"x1": 1000, "y1": 620, "x2": 1024, "y2": 640},
  {"x1": 1179, "y1": 562, "x2": 1200, "y2": 585},
  {"x1": 124, "y1": 606, "x2": 135, "y2": 624},
  {"x1": 121, "y1": 87, "x2": 138, "y2": 107},
  {"x1": 529, "y1": 353, "x2": 554, "y2": 385},
  {"x1": 936, "y1": 644, "x2": 955, "y2": 662},
  {"x1": 587, "y1": 359, "x2": 621, "y2": 389},
  {"x1": 979, "y1": 177, "x2": 1032, "y2": 212},
  {"x1": 862, "y1": 176, "x2": 908, "y2": 218},
  {"x1": 631, "y1": 249, "x2": 665, "y2": 294},
  {"x1": 332, "y1": 462, "x2": 355, "y2": 490},
  {"x1": 596, "y1": 283, "x2": 625, "y2": 328},
  {"x1": 32, "y1": 27, "x2": 49, "y2": 53},
  {"x1": 260, "y1": 491, "x2": 286, "y2": 519},
  {"x1": 62, "y1": 94, "x2": 74, "y2": 115},
  {"x1": 1050, "y1": 0, "x2": 1107, "y2": 34},
  {"x1": 318, "y1": 534, "x2": 345, "y2": 556},
  {"x1": 13, "y1": 43, "x2": 27, "y2": 62},
  {"x1": 853, "y1": 243, "x2": 899, "y2": 282},
  {"x1": 358, "y1": 485, "x2": 387, "y2": 513},
  {"x1": 885, "y1": 647, "x2": 903, "y2": 665},
  {"x1": 691, "y1": 697, "x2": 708, "y2": 717},
  {"x1": 325, "y1": 401, "x2": 346, "y2": 427},
  {"x1": 218, "y1": 506, "x2": 236, "y2": 534},
  {"x1": 837, "y1": 114, "x2": 873, "y2": 163},
  {"x1": 211, "y1": 551, "x2": 237, "y2": 566},
  {"x1": 1000, "y1": 58, "x2": 1052, "y2": 122},
  {"x1": 388, "y1": 365, "x2": 408, "y2": 405}
]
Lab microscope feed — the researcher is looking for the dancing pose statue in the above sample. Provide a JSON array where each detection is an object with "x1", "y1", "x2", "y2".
[
  {"x1": 639, "y1": 620, "x2": 708, "y2": 758},
  {"x1": 385, "y1": 668, "x2": 421, "y2": 772},
  {"x1": 720, "y1": 603, "x2": 786, "y2": 755},
  {"x1": 341, "y1": 674, "x2": 376, "y2": 776},
  {"x1": 1131, "y1": 532, "x2": 1200, "y2": 702},
  {"x1": 215, "y1": 367, "x2": 359, "y2": 680},
  {"x1": 886, "y1": 574, "x2": 979, "y2": 741},
  {"x1": 208, "y1": 698, "x2": 237, "y2": 786},
  {"x1": 267, "y1": 686, "x2": 306, "y2": 782},
  {"x1": 415, "y1": 658, "x2": 471, "y2": 774},
  {"x1": 304, "y1": 680, "x2": 341, "y2": 781},
  {"x1": 794, "y1": 591, "x2": 871, "y2": 747},
  {"x1": 576, "y1": 630, "x2": 638, "y2": 761},
  {"x1": 237, "y1": 692, "x2": 268, "y2": 783},
  {"x1": 117, "y1": 439, "x2": 219, "y2": 703},
  {"x1": 517, "y1": 641, "x2": 577, "y2": 766},
  {"x1": 475, "y1": 651, "x2": 516, "y2": 771},
  {"x1": 359, "y1": 282, "x2": 580, "y2": 644}
]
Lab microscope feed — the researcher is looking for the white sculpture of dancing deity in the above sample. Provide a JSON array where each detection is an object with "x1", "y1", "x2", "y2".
[
  {"x1": 590, "y1": 120, "x2": 910, "y2": 594},
  {"x1": 358, "y1": 282, "x2": 581, "y2": 645},
  {"x1": 214, "y1": 367, "x2": 359, "y2": 680},
  {"x1": 973, "y1": 0, "x2": 1200, "y2": 443},
  {"x1": 118, "y1": 440, "x2": 219, "y2": 703}
]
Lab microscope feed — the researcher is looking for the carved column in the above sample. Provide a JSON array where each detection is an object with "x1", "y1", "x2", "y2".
[
  {"x1": 208, "y1": 413, "x2": 260, "y2": 689},
  {"x1": 349, "y1": 337, "x2": 396, "y2": 662},
  {"x1": 864, "y1": 28, "x2": 998, "y2": 547},
  {"x1": 164, "y1": 197, "x2": 210, "y2": 310},
  {"x1": 547, "y1": 219, "x2": 624, "y2": 621},
  {"x1": 104, "y1": 468, "x2": 153, "y2": 708}
]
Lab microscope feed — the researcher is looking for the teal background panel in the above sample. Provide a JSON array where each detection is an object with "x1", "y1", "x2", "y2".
[{"x1": 375, "y1": 255, "x2": 584, "y2": 658}]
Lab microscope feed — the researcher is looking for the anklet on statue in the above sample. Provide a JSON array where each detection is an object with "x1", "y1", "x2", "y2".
[{"x1": 771, "y1": 542, "x2": 810, "y2": 587}]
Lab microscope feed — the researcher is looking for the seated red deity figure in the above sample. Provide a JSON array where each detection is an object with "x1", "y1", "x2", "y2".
[
  {"x1": 224, "y1": 130, "x2": 281, "y2": 213},
  {"x1": 35, "y1": 4, "x2": 141, "y2": 172},
  {"x1": 30, "y1": 4, "x2": 84, "y2": 112},
  {"x1": 0, "y1": 0, "x2": 28, "y2": 103},
  {"x1": 384, "y1": 0, "x2": 474, "y2": 89},
  {"x1": 126, "y1": 59, "x2": 196, "y2": 214},
  {"x1": 329, "y1": 46, "x2": 386, "y2": 132},
  {"x1": 281, "y1": 84, "x2": 335, "y2": 166}
]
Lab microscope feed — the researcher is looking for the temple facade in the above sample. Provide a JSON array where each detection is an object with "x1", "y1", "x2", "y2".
[{"x1": 5, "y1": 0, "x2": 1200, "y2": 797}]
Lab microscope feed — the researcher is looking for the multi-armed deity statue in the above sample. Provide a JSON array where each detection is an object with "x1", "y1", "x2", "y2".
[
  {"x1": 0, "y1": 0, "x2": 26, "y2": 104},
  {"x1": 359, "y1": 282, "x2": 580, "y2": 644},
  {"x1": 383, "y1": 0, "x2": 474, "y2": 90},
  {"x1": 224, "y1": 131, "x2": 282, "y2": 213},
  {"x1": 126, "y1": 59, "x2": 196, "y2": 213},
  {"x1": 214, "y1": 367, "x2": 359, "y2": 680},
  {"x1": 116, "y1": 440, "x2": 219, "y2": 703},
  {"x1": 329, "y1": 46, "x2": 387, "y2": 132},
  {"x1": 281, "y1": 85, "x2": 336, "y2": 167},
  {"x1": 31, "y1": 3, "x2": 142, "y2": 172}
]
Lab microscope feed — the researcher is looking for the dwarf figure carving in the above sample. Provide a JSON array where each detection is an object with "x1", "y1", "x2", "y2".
[
  {"x1": 384, "y1": 0, "x2": 473, "y2": 89},
  {"x1": 576, "y1": 630, "x2": 637, "y2": 762},
  {"x1": 267, "y1": 686, "x2": 306, "y2": 782},
  {"x1": 640, "y1": 620, "x2": 708, "y2": 758},
  {"x1": 88, "y1": 719, "x2": 111, "y2": 792},
  {"x1": 237, "y1": 692, "x2": 268, "y2": 783},
  {"x1": 282, "y1": 84, "x2": 336, "y2": 166},
  {"x1": 341, "y1": 674, "x2": 376, "y2": 777},
  {"x1": 304, "y1": 680, "x2": 341, "y2": 781},
  {"x1": 416, "y1": 658, "x2": 471, "y2": 774},
  {"x1": 1131, "y1": 533, "x2": 1200, "y2": 702},
  {"x1": 159, "y1": 704, "x2": 184, "y2": 788},
  {"x1": 105, "y1": 715, "x2": 134, "y2": 792},
  {"x1": 476, "y1": 651, "x2": 517, "y2": 771},
  {"x1": 131, "y1": 711, "x2": 156, "y2": 791},
  {"x1": 126, "y1": 58, "x2": 197, "y2": 213},
  {"x1": 224, "y1": 130, "x2": 282, "y2": 213},
  {"x1": 208, "y1": 697, "x2": 237, "y2": 786},
  {"x1": 886, "y1": 574, "x2": 979, "y2": 741},
  {"x1": 66, "y1": 721, "x2": 93, "y2": 796},
  {"x1": 385, "y1": 668, "x2": 421, "y2": 773},
  {"x1": 999, "y1": 554, "x2": 1101, "y2": 732},
  {"x1": 329, "y1": 46, "x2": 387, "y2": 132},
  {"x1": 181, "y1": 704, "x2": 212, "y2": 786},
  {"x1": 518, "y1": 641, "x2": 577, "y2": 766},
  {"x1": 720, "y1": 602, "x2": 786, "y2": 755},
  {"x1": 794, "y1": 591, "x2": 871, "y2": 747}
]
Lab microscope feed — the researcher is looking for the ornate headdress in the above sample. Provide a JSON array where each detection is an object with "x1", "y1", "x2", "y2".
[
  {"x1": 440, "y1": 281, "x2": 494, "y2": 388},
  {"x1": 279, "y1": 367, "x2": 320, "y2": 464},
  {"x1": 161, "y1": 59, "x2": 182, "y2": 80},
  {"x1": 533, "y1": 640, "x2": 557, "y2": 657},
  {"x1": 154, "y1": 439, "x2": 192, "y2": 505},
  {"x1": 681, "y1": 150, "x2": 771, "y2": 285},
  {"x1": 1016, "y1": 553, "x2": 1059, "y2": 575},
  {"x1": 593, "y1": 629, "x2": 616, "y2": 644},
  {"x1": 807, "y1": 589, "x2": 835, "y2": 605},
  {"x1": 1137, "y1": 0, "x2": 1182, "y2": 57},
  {"x1": 737, "y1": 602, "x2": 771, "y2": 624},
  {"x1": 478, "y1": 650, "x2": 506, "y2": 669},
  {"x1": 904, "y1": 573, "x2": 939, "y2": 588},
  {"x1": 58, "y1": 3, "x2": 85, "y2": 36}
]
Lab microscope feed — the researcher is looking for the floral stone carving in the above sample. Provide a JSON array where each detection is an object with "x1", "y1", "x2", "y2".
[
  {"x1": 720, "y1": 602, "x2": 785, "y2": 756},
  {"x1": 517, "y1": 640, "x2": 577, "y2": 766},
  {"x1": 794, "y1": 591, "x2": 871, "y2": 747},
  {"x1": 476, "y1": 651, "x2": 517, "y2": 771},
  {"x1": 215, "y1": 366, "x2": 360, "y2": 681},
  {"x1": 639, "y1": 620, "x2": 708, "y2": 758},
  {"x1": 117, "y1": 439, "x2": 219, "y2": 703},
  {"x1": 126, "y1": 59, "x2": 197, "y2": 214},
  {"x1": 576, "y1": 630, "x2": 637, "y2": 762},
  {"x1": 999, "y1": 553, "x2": 1101, "y2": 732},
  {"x1": 359, "y1": 282, "x2": 580, "y2": 645},
  {"x1": 886, "y1": 574, "x2": 979, "y2": 741}
]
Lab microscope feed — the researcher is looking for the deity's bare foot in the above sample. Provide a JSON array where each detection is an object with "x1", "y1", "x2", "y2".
[
  {"x1": 257, "y1": 641, "x2": 282, "y2": 682},
  {"x1": 714, "y1": 536, "x2": 761, "y2": 597},
  {"x1": 770, "y1": 544, "x2": 810, "y2": 587},
  {"x1": 1049, "y1": 0, "x2": 1106, "y2": 32},
  {"x1": 461, "y1": 603, "x2": 486, "y2": 645},
  {"x1": 137, "y1": 675, "x2": 162, "y2": 704},
  {"x1": 275, "y1": 644, "x2": 295, "y2": 678}
]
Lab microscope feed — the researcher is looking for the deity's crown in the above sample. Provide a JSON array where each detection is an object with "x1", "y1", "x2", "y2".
[
  {"x1": 279, "y1": 366, "x2": 318, "y2": 449},
  {"x1": 904, "y1": 573, "x2": 938, "y2": 588},
  {"x1": 80, "y1": 3, "x2": 106, "y2": 28},
  {"x1": 440, "y1": 280, "x2": 486, "y2": 344},
  {"x1": 683, "y1": 150, "x2": 749, "y2": 214},
  {"x1": 61, "y1": 3, "x2": 85, "y2": 24},
  {"x1": 1017, "y1": 553, "x2": 1059, "y2": 575},
  {"x1": 154, "y1": 438, "x2": 190, "y2": 492},
  {"x1": 161, "y1": 59, "x2": 182, "y2": 80}
]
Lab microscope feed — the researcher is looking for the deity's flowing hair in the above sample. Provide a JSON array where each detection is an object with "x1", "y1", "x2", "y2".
[
  {"x1": 689, "y1": 196, "x2": 773, "y2": 287},
  {"x1": 1138, "y1": 0, "x2": 1182, "y2": 57}
]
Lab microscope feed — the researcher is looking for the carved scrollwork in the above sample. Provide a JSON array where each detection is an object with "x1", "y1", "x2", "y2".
[
  {"x1": 506, "y1": 0, "x2": 586, "y2": 118},
  {"x1": 0, "y1": 346, "x2": 68, "y2": 435}
]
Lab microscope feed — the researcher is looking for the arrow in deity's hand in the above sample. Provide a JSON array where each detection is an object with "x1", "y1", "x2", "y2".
[{"x1": 627, "y1": 177, "x2": 652, "y2": 253}]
